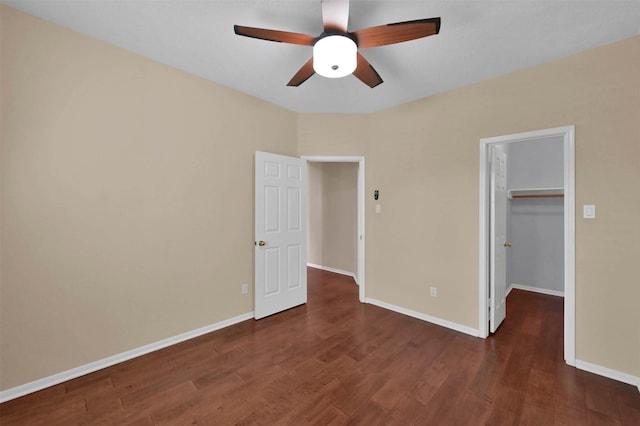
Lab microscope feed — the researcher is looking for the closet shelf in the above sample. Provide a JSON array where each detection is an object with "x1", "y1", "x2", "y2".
[{"x1": 508, "y1": 187, "x2": 564, "y2": 199}]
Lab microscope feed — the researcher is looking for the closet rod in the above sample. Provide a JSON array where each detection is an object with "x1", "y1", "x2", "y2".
[{"x1": 511, "y1": 193, "x2": 564, "y2": 199}]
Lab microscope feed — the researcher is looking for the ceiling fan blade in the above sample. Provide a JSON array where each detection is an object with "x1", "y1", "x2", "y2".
[
  {"x1": 353, "y1": 53, "x2": 383, "y2": 88},
  {"x1": 287, "y1": 58, "x2": 316, "y2": 87},
  {"x1": 353, "y1": 17, "x2": 441, "y2": 48},
  {"x1": 321, "y1": 0, "x2": 350, "y2": 32},
  {"x1": 234, "y1": 25, "x2": 316, "y2": 46}
]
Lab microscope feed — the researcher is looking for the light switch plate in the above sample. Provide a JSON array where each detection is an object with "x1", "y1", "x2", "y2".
[
  {"x1": 583, "y1": 204, "x2": 596, "y2": 219},
  {"x1": 375, "y1": 204, "x2": 381, "y2": 214}
]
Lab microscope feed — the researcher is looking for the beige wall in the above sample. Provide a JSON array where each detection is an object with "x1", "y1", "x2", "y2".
[
  {"x1": 307, "y1": 162, "x2": 358, "y2": 274},
  {"x1": 299, "y1": 36, "x2": 640, "y2": 378},
  {"x1": 0, "y1": 6, "x2": 297, "y2": 390},
  {"x1": 297, "y1": 113, "x2": 370, "y2": 157}
]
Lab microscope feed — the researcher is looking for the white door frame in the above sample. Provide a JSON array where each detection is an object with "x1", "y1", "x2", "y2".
[
  {"x1": 478, "y1": 126, "x2": 576, "y2": 365},
  {"x1": 302, "y1": 156, "x2": 365, "y2": 303}
]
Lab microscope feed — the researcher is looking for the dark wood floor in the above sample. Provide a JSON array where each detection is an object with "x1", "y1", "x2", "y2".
[{"x1": 1, "y1": 268, "x2": 639, "y2": 425}]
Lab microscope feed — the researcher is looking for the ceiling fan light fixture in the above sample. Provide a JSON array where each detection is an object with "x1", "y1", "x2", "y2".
[{"x1": 313, "y1": 35, "x2": 357, "y2": 78}]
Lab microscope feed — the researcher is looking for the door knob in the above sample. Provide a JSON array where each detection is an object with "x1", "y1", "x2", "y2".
[
  {"x1": 257, "y1": 240, "x2": 266, "y2": 247},
  {"x1": 504, "y1": 242, "x2": 512, "y2": 247}
]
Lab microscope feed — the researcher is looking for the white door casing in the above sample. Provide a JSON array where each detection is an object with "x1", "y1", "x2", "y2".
[
  {"x1": 490, "y1": 146, "x2": 508, "y2": 333},
  {"x1": 478, "y1": 125, "x2": 575, "y2": 365},
  {"x1": 255, "y1": 151, "x2": 307, "y2": 319}
]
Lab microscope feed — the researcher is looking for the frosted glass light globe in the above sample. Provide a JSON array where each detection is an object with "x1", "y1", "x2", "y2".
[{"x1": 313, "y1": 36, "x2": 357, "y2": 78}]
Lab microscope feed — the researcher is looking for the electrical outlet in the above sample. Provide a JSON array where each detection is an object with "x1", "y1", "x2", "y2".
[
  {"x1": 430, "y1": 286, "x2": 437, "y2": 297},
  {"x1": 241, "y1": 283, "x2": 249, "y2": 295}
]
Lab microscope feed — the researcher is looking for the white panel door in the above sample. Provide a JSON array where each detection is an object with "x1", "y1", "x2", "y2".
[
  {"x1": 255, "y1": 151, "x2": 307, "y2": 319},
  {"x1": 490, "y1": 146, "x2": 508, "y2": 332}
]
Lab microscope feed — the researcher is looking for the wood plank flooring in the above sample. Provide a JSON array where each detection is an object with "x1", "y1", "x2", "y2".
[{"x1": 1, "y1": 268, "x2": 639, "y2": 425}]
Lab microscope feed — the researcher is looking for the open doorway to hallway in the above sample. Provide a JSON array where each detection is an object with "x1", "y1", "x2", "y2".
[
  {"x1": 307, "y1": 162, "x2": 358, "y2": 281},
  {"x1": 304, "y1": 156, "x2": 365, "y2": 302}
]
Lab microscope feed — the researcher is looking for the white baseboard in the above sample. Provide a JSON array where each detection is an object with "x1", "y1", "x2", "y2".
[
  {"x1": 575, "y1": 359, "x2": 640, "y2": 392},
  {"x1": 307, "y1": 263, "x2": 357, "y2": 283},
  {"x1": 365, "y1": 298, "x2": 480, "y2": 337},
  {"x1": 0, "y1": 312, "x2": 254, "y2": 403},
  {"x1": 509, "y1": 283, "x2": 564, "y2": 298}
]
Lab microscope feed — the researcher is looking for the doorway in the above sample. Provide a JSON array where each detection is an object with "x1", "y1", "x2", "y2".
[
  {"x1": 303, "y1": 156, "x2": 365, "y2": 302},
  {"x1": 307, "y1": 162, "x2": 357, "y2": 279},
  {"x1": 478, "y1": 126, "x2": 576, "y2": 366}
]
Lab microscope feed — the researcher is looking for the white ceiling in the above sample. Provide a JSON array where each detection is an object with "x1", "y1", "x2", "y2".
[{"x1": 5, "y1": 0, "x2": 640, "y2": 113}]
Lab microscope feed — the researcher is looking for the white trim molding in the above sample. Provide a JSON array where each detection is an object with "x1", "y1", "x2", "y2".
[
  {"x1": 307, "y1": 263, "x2": 357, "y2": 283},
  {"x1": 509, "y1": 283, "x2": 564, "y2": 298},
  {"x1": 0, "y1": 312, "x2": 254, "y2": 403},
  {"x1": 575, "y1": 359, "x2": 640, "y2": 391},
  {"x1": 479, "y1": 125, "x2": 575, "y2": 366},
  {"x1": 366, "y1": 298, "x2": 480, "y2": 337}
]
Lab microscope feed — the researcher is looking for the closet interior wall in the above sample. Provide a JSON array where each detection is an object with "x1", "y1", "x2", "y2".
[{"x1": 505, "y1": 137, "x2": 565, "y2": 295}]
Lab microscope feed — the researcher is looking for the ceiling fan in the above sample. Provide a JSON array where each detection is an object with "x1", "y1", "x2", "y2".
[{"x1": 234, "y1": 0, "x2": 441, "y2": 88}]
